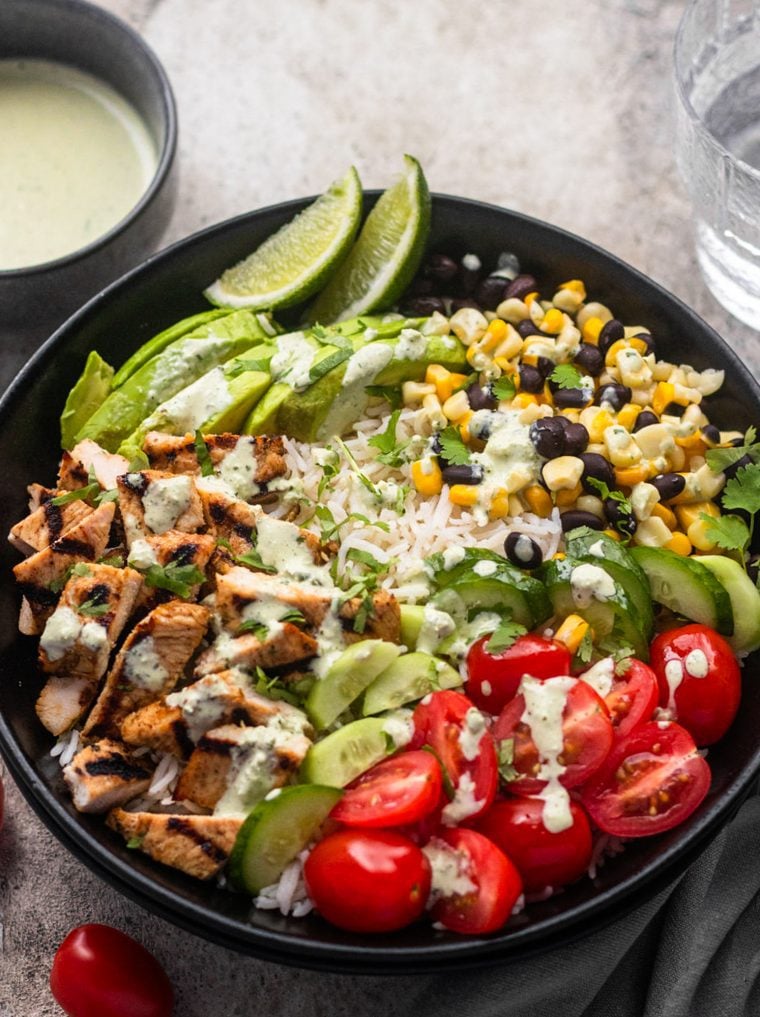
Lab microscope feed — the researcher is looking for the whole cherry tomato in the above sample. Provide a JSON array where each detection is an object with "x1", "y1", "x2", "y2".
[
  {"x1": 465, "y1": 634, "x2": 571, "y2": 713},
  {"x1": 50, "y1": 924, "x2": 173, "y2": 1017},
  {"x1": 650, "y1": 624, "x2": 741, "y2": 745}
]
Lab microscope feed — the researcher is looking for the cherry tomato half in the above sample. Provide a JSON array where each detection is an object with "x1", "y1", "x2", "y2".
[
  {"x1": 475, "y1": 797, "x2": 593, "y2": 893},
  {"x1": 330, "y1": 750, "x2": 443, "y2": 829},
  {"x1": 493, "y1": 677, "x2": 613, "y2": 793},
  {"x1": 427, "y1": 827, "x2": 523, "y2": 934},
  {"x1": 411, "y1": 691, "x2": 498, "y2": 824},
  {"x1": 50, "y1": 924, "x2": 173, "y2": 1017},
  {"x1": 465, "y1": 634, "x2": 571, "y2": 714},
  {"x1": 650, "y1": 624, "x2": 741, "y2": 746},
  {"x1": 601, "y1": 658, "x2": 659, "y2": 739},
  {"x1": 579, "y1": 720, "x2": 711, "y2": 837},
  {"x1": 304, "y1": 830, "x2": 431, "y2": 933}
]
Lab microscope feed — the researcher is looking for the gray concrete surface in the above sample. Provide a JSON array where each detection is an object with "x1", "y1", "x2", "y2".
[{"x1": 2, "y1": 0, "x2": 759, "y2": 1014}]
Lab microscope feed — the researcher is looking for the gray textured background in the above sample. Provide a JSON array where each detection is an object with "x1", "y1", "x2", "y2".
[{"x1": 2, "y1": 1, "x2": 759, "y2": 1014}]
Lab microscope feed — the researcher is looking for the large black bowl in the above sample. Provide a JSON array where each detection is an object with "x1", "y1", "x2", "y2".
[{"x1": 1, "y1": 195, "x2": 759, "y2": 974}]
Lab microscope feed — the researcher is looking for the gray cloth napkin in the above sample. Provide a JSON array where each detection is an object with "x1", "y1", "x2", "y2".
[{"x1": 403, "y1": 796, "x2": 760, "y2": 1017}]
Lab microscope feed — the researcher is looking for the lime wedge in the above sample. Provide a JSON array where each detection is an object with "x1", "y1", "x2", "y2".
[
  {"x1": 204, "y1": 166, "x2": 362, "y2": 310},
  {"x1": 308, "y1": 154, "x2": 431, "y2": 324}
]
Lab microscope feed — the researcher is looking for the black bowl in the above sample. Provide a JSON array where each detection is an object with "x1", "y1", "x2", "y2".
[{"x1": 1, "y1": 195, "x2": 759, "y2": 974}]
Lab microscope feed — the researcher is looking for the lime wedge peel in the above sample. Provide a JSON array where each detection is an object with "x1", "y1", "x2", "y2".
[
  {"x1": 204, "y1": 166, "x2": 363, "y2": 311},
  {"x1": 308, "y1": 154, "x2": 431, "y2": 325}
]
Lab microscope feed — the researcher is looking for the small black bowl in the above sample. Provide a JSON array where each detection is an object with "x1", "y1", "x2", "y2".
[
  {"x1": 1, "y1": 194, "x2": 759, "y2": 974},
  {"x1": 0, "y1": 0, "x2": 178, "y2": 334}
]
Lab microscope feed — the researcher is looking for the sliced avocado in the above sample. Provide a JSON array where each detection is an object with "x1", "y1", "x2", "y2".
[
  {"x1": 60, "y1": 351, "x2": 114, "y2": 450},
  {"x1": 300, "y1": 716, "x2": 395, "y2": 787},
  {"x1": 697, "y1": 556, "x2": 760, "y2": 653},
  {"x1": 305, "y1": 639, "x2": 403, "y2": 730},
  {"x1": 362, "y1": 652, "x2": 462, "y2": 715},
  {"x1": 629, "y1": 547, "x2": 734, "y2": 637},
  {"x1": 75, "y1": 309, "x2": 271, "y2": 452}
]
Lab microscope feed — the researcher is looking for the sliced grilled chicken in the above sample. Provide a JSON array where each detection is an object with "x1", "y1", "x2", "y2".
[
  {"x1": 116, "y1": 470, "x2": 204, "y2": 546},
  {"x1": 341, "y1": 588, "x2": 401, "y2": 645},
  {"x1": 214, "y1": 568, "x2": 331, "y2": 633},
  {"x1": 63, "y1": 738, "x2": 153, "y2": 813},
  {"x1": 194, "y1": 624, "x2": 319, "y2": 677},
  {"x1": 28, "y1": 483, "x2": 57, "y2": 512},
  {"x1": 9, "y1": 499, "x2": 94, "y2": 555},
  {"x1": 127, "y1": 530, "x2": 216, "y2": 611},
  {"x1": 175, "y1": 718, "x2": 312, "y2": 812},
  {"x1": 107, "y1": 809, "x2": 242, "y2": 880},
  {"x1": 120, "y1": 671, "x2": 309, "y2": 757},
  {"x1": 83, "y1": 600, "x2": 210, "y2": 740},
  {"x1": 143, "y1": 431, "x2": 287, "y2": 491},
  {"x1": 69, "y1": 440, "x2": 130, "y2": 491},
  {"x1": 14, "y1": 502, "x2": 116, "y2": 635}
]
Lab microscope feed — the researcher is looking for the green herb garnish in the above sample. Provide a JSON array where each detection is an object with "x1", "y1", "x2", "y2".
[
  {"x1": 437, "y1": 425, "x2": 471, "y2": 466},
  {"x1": 486, "y1": 617, "x2": 526, "y2": 654},
  {"x1": 194, "y1": 430, "x2": 214, "y2": 477},
  {"x1": 368, "y1": 410, "x2": 409, "y2": 467},
  {"x1": 492, "y1": 375, "x2": 516, "y2": 402},
  {"x1": 144, "y1": 561, "x2": 205, "y2": 599},
  {"x1": 550, "y1": 363, "x2": 584, "y2": 390},
  {"x1": 497, "y1": 739, "x2": 519, "y2": 782}
]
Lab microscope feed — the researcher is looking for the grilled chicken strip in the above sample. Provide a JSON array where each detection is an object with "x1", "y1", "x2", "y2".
[
  {"x1": 120, "y1": 671, "x2": 307, "y2": 757},
  {"x1": 9, "y1": 499, "x2": 94, "y2": 556},
  {"x1": 107, "y1": 809, "x2": 242, "y2": 880},
  {"x1": 117, "y1": 470, "x2": 205, "y2": 546},
  {"x1": 63, "y1": 738, "x2": 154, "y2": 813},
  {"x1": 64, "y1": 440, "x2": 131, "y2": 492},
  {"x1": 83, "y1": 600, "x2": 210, "y2": 740},
  {"x1": 175, "y1": 717, "x2": 312, "y2": 812},
  {"x1": 143, "y1": 431, "x2": 287, "y2": 491},
  {"x1": 27, "y1": 483, "x2": 57, "y2": 512},
  {"x1": 127, "y1": 530, "x2": 216, "y2": 610}
]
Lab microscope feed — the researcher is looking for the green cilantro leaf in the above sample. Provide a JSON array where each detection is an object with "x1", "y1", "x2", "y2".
[
  {"x1": 346, "y1": 547, "x2": 386, "y2": 574},
  {"x1": 51, "y1": 483, "x2": 98, "y2": 507},
  {"x1": 77, "y1": 597, "x2": 109, "y2": 617},
  {"x1": 98, "y1": 554, "x2": 125, "y2": 568},
  {"x1": 497, "y1": 739, "x2": 520, "y2": 782},
  {"x1": 309, "y1": 348, "x2": 351, "y2": 382},
  {"x1": 550, "y1": 363, "x2": 584, "y2": 390},
  {"x1": 48, "y1": 561, "x2": 92, "y2": 594},
  {"x1": 126, "y1": 835, "x2": 144, "y2": 850},
  {"x1": 144, "y1": 561, "x2": 205, "y2": 599},
  {"x1": 225, "y1": 356, "x2": 271, "y2": 379},
  {"x1": 253, "y1": 666, "x2": 300, "y2": 705},
  {"x1": 492, "y1": 375, "x2": 516, "y2": 402},
  {"x1": 572, "y1": 628, "x2": 594, "y2": 669},
  {"x1": 486, "y1": 618, "x2": 527, "y2": 654},
  {"x1": 233, "y1": 547, "x2": 277, "y2": 574},
  {"x1": 237, "y1": 619, "x2": 268, "y2": 639},
  {"x1": 706, "y1": 425, "x2": 760, "y2": 473},
  {"x1": 366, "y1": 385, "x2": 403, "y2": 410},
  {"x1": 721, "y1": 463, "x2": 760, "y2": 516},
  {"x1": 587, "y1": 477, "x2": 632, "y2": 514},
  {"x1": 95, "y1": 488, "x2": 119, "y2": 505},
  {"x1": 700, "y1": 512, "x2": 751, "y2": 553},
  {"x1": 615, "y1": 655, "x2": 634, "y2": 676},
  {"x1": 194, "y1": 430, "x2": 214, "y2": 477},
  {"x1": 437, "y1": 425, "x2": 471, "y2": 466},
  {"x1": 368, "y1": 410, "x2": 409, "y2": 467}
]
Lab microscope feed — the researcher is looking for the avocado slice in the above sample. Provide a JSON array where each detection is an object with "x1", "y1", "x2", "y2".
[
  {"x1": 60, "y1": 351, "x2": 114, "y2": 450},
  {"x1": 74, "y1": 309, "x2": 272, "y2": 452}
]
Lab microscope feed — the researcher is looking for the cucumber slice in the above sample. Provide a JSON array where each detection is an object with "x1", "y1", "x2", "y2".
[
  {"x1": 228, "y1": 784, "x2": 342, "y2": 894},
  {"x1": 362, "y1": 652, "x2": 462, "y2": 715},
  {"x1": 565, "y1": 528, "x2": 654, "y2": 637},
  {"x1": 300, "y1": 717, "x2": 393, "y2": 787},
  {"x1": 630, "y1": 547, "x2": 734, "y2": 636},
  {"x1": 542, "y1": 557, "x2": 649, "y2": 659},
  {"x1": 695, "y1": 556, "x2": 760, "y2": 653},
  {"x1": 400, "y1": 604, "x2": 425, "y2": 649},
  {"x1": 305, "y1": 640, "x2": 402, "y2": 730}
]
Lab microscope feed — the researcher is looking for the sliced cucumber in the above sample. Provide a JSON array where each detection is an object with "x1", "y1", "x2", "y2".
[
  {"x1": 362, "y1": 652, "x2": 462, "y2": 715},
  {"x1": 300, "y1": 717, "x2": 392, "y2": 787},
  {"x1": 696, "y1": 556, "x2": 760, "y2": 653},
  {"x1": 400, "y1": 604, "x2": 426, "y2": 649},
  {"x1": 630, "y1": 547, "x2": 734, "y2": 637},
  {"x1": 305, "y1": 639, "x2": 402, "y2": 730},
  {"x1": 228, "y1": 784, "x2": 342, "y2": 894}
]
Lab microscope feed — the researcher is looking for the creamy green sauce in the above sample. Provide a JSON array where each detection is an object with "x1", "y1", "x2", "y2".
[{"x1": 0, "y1": 59, "x2": 157, "y2": 270}]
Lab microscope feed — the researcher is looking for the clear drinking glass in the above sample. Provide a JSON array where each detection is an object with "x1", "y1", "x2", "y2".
[{"x1": 674, "y1": 0, "x2": 760, "y2": 329}]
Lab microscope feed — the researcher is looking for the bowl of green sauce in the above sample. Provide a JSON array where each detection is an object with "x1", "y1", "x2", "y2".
[{"x1": 0, "y1": 0, "x2": 177, "y2": 338}]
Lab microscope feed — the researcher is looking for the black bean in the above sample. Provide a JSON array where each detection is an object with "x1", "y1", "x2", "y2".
[
  {"x1": 724, "y1": 453, "x2": 753, "y2": 480},
  {"x1": 536, "y1": 356, "x2": 555, "y2": 379},
  {"x1": 407, "y1": 276, "x2": 435, "y2": 297},
  {"x1": 650, "y1": 472, "x2": 686, "y2": 501},
  {"x1": 475, "y1": 275, "x2": 508, "y2": 309},
  {"x1": 424, "y1": 253, "x2": 458, "y2": 282},
  {"x1": 517, "y1": 318, "x2": 546, "y2": 339},
  {"x1": 595, "y1": 383, "x2": 632, "y2": 412},
  {"x1": 702, "y1": 424, "x2": 721, "y2": 445},
  {"x1": 574, "y1": 343, "x2": 604, "y2": 377},
  {"x1": 519, "y1": 364, "x2": 544, "y2": 393},
  {"x1": 604, "y1": 498, "x2": 637, "y2": 537},
  {"x1": 441, "y1": 464, "x2": 483, "y2": 486},
  {"x1": 633, "y1": 332, "x2": 655, "y2": 355},
  {"x1": 579, "y1": 453, "x2": 615, "y2": 491},
  {"x1": 562, "y1": 421, "x2": 590, "y2": 456},
  {"x1": 530, "y1": 417, "x2": 566, "y2": 459},
  {"x1": 560, "y1": 510, "x2": 605, "y2": 533},
  {"x1": 404, "y1": 296, "x2": 447, "y2": 317},
  {"x1": 633, "y1": 410, "x2": 659, "y2": 431},
  {"x1": 730, "y1": 436, "x2": 745, "y2": 447},
  {"x1": 450, "y1": 297, "x2": 482, "y2": 313},
  {"x1": 553, "y1": 387, "x2": 591, "y2": 409},
  {"x1": 505, "y1": 274, "x2": 537, "y2": 300},
  {"x1": 504, "y1": 532, "x2": 543, "y2": 569},
  {"x1": 662, "y1": 401, "x2": 686, "y2": 418},
  {"x1": 466, "y1": 382, "x2": 497, "y2": 412},
  {"x1": 597, "y1": 318, "x2": 625, "y2": 354}
]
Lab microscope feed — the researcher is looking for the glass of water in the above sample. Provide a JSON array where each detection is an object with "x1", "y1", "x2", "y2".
[{"x1": 674, "y1": 0, "x2": 760, "y2": 329}]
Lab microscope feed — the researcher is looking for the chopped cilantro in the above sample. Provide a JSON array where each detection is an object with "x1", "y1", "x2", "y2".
[
  {"x1": 194, "y1": 430, "x2": 215, "y2": 477},
  {"x1": 700, "y1": 512, "x2": 751, "y2": 554},
  {"x1": 51, "y1": 484, "x2": 97, "y2": 507},
  {"x1": 309, "y1": 348, "x2": 351, "y2": 382},
  {"x1": 253, "y1": 666, "x2": 300, "y2": 705},
  {"x1": 550, "y1": 363, "x2": 584, "y2": 390},
  {"x1": 497, "y1": 739, "x2": 519, "y2": 782},
  {"x1": 225, "y1": 356, "x2": 271, "y2": 379},
  {"x1": 706, "y1": 425, "x2": 760, "y2": 473},
  {"x1": 98, "y1": 554, "x2": 125, "y2": 568},
  {"x1": 486, "y1": 617, "x2": 526, "y2": 654},
  {"x1": 437, "y1": 425, "x2": 471, "y2": 466},
  {"x1": 126, "y1": 836, "x2": 144, "y2": 850},
  {"x1": 572, "y1": 628, "x2": 594, "y2": 668},
  {"x1": 143, "y1": 561, "x2": 206, "y2": 599},
  {"x1": 77, "y1": 597, "x2": 109, "y2": 617},
  {"x1": 587, "y1": 477, "x2": 632, "y2": 514},
  {"x1": 721, "y1": 463, "x2": 760, "y2": 517},
  {"x1": 368, "y1": 410, "x2": 409, "y2": 467},
  {"x1": 237, "y1": 619, "x2": 268, "y2": 639},
  {"x1": 492, "y1": 375, "x2": 516, "y2": 402}
]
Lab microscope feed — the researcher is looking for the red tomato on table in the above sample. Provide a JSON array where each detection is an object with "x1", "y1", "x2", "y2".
[
  {"x1": 330, "y1": 750, "x2": 443, "y2": 829},
  {"x1": 580, "y1": 720, "x2": 711, "y2": 837},
  {"x1": 650, "y1": 624, "x2": 741, "y2": 746},
  {"x1": 465, "y1": 634, "x2": 571, "y2": 713},
  {"x1": 475, "y1": 797, "x2": 593, "y2": 893},
  {"x1": 304, "y1": 830, "x2": 431, "y2": 933},
  {"x1": 50, "y1": 924, "x2": 173, "y2": 1017}
]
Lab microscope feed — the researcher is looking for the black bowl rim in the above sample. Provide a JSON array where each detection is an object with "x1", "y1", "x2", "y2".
[
  {"x1": 0, "y1": 0, "x2": 178, "y2": 279},
  {"x1": 2, "y1": 192, "x2": 760, "y2": 973}
]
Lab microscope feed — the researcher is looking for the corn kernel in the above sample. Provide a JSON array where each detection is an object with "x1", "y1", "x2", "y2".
[
  {"x1": 411, "y1": 457, "x2": 443, "y2": 497},
  {"x1": 634, "y1": 516, "x2": 673, "y2": 547},
  {"x1": 494, "y1": 355, "x2": 518, "y2": 374},
  {"x1": 581, "y1": 316, "x2": 604, "y2": 345},
  {"x1": 605, "y1": 425, "x2": 643, "y2": 468},
  {"x1": 508, "y1": 495, "x2": 524, "y2": 517},
  {"x1": 587, "y1": 407, "x2": 615, "y2": 444},
  {"x1": 449, "y1": 484, "x2": 479, "y2": 507},
  {"x1": 675, "y1": 432, "x2": 705, "y2": 454},
  {"x1": 422, "y1": 393, "x2": 447, "y2": 430},
  {"x1": 576, "y1": 494, "x2": 605, "y2": 519},
  {"x1": 512, "y1": 393, "x2": 539, "y2": 409},
  {"x1": 542, "y1": 456, "x2": 585, "y2": 492},
  {"x1": 559, "y1": 279, "x2": 587, "y2": 299},
  {"x1": 555, "y1": 483, "x2": 583, "y2": 507},
  {"x1": 553, "y1": 552, "x2": 567, "y2": 560},
  {"x1": 603, "y1": 528, "x2": 621, "y2": 541},
  {"x1": 443, "y1": 389, "x2": 471, "y2": 422},
  {"x1": 450, "y1": 307, "x2": 489, "y2": 346},
  {"x1": 653, "y1": 381, "x2": 675, "y2": 417},
  {"x1": 675, "y1": 501, "x2": 719, "y2": 529},
  {"x1": 402, "y1": 380, "x2": 436, "y2": 404},
  {"x1": 493, "y1": 326, "x2": 524, "y2": 361},
  {"x1": 554, "y1": 614, "x2": 591, "y2": 654},
  {"x1": 605, "y1": 339, "x2": 630, "y2": 367},
  {"x1": 458, "y1": 411, "x2": 475, "y2": 442},
  {"x1": 665, "y1": 531, "x2": 692, "y2": 556},
  {"x1": 488, "y1": 489, "x2": 510, "y2": 519},
  {"x1": 614, "y1": 464, "x2": 648, "y2": 486},
  {"x1": 617, "y1": 403, "x2": 641, "y2": 431},
  {"x1": 651, "y1": 503, "x2": 678, "y2": 529},
  {"x1": 524, "y1": 484, "x2": 553, "y2": 518},
  {"x1": 687, "y1": 518, "x2": 718, "y2": 552},
  {"x1": 630, "y1": 337, "x2": 649, "y2": 355},
  {"x1": 524, "y1": 291, "x2": 539, "y2": 307},
  {"x1": 668, "y1": 445, "x2": 687, "y2": 472},
  {"x1": 483, "y1": 318, "x2": 508, "y2": 347},
  {"x1": 495, "y1": 297, "x2": 529, "y2": 324},
  {"x1": 541, "y1": 308, "x2": 564, "y2": 334},
  {"x1": 577, "y1": 302, "x2": 613, "y2": 330},
  {"x1": 466, "y1": 344, "x2": 490, "y2": 369},
  {"x1": 427, "y1": 365, "x2": 466, "y2": 403}
]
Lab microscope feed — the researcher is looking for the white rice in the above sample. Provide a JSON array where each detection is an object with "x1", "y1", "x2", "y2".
[
  {"x1": 253, "y1": 849, "x2": 313, "y2": 917},
  {"x1": 51, "y1": 728, "x2": 82, "y2": 768}
]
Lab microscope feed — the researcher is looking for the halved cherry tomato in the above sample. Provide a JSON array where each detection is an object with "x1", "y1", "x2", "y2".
[
  {"x1": 602, "y1": 658, "x2": 659, "y2": 739},
  {"x1": 50, "y1": 924, "x2": 173, "y2": 1017},
  {"x1": 579, "y1": 720, "x2": 711, "y2": 837},
  {"x1": 410, "y1": 690, "x2": 497, "y2": 824},
  {"x1": 493, "y1": 677, "x2": 613, "y2": 793},
  {"x1": 465, "y1": 634, "x2": 571, "y2": 713},
  {"x1": 304, "y1": 830, "x2": 431, "y2": 932},
  {"x1": 330, "y1": 750, "x2": 442, "y2": 829},
  {"x1": 475, "y1": 797, "x2": 593, "y2": 893},
  {"x1": 650, "y1": 624, "x2": 741, "y2": 746},
  {"x1": 427, "y1": 827, "x2": 522, "y2": 934}
]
